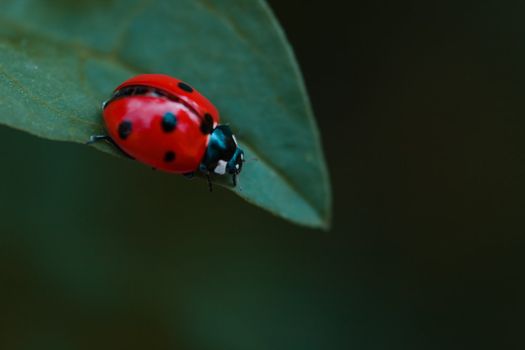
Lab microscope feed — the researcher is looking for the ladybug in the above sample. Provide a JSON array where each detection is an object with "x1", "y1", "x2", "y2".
[{"x1": 88, "y1": 74, "x2": 244, "y2": 190}]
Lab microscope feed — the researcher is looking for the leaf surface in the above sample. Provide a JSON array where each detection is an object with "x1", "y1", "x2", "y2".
[{"x1": 0, "y1": 0, "x2": 331, "y2": 228}]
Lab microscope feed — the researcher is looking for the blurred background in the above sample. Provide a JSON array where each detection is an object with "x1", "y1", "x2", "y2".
[{"x1": 1, "y1": 0, "x2": 523, "y2": 349}]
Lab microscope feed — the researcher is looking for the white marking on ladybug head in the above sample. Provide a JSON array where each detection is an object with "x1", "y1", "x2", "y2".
[
  {"x1": 214, "y1": 160, "x2": 227, "y2": 175},
  {"x1": 232, "y1": 134, "x2": 238, "y2": 146}
]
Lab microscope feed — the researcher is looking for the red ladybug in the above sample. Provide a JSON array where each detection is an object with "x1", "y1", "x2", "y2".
[{"x1": 88, "y1": 74, "x2": 244, "y2": 190}]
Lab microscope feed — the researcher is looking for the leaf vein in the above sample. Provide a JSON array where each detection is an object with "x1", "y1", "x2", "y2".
[{"x1": 0, "y1": 67, "x2": 98, "y2": 128}]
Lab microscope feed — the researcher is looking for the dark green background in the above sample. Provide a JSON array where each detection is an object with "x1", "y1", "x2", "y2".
[{"x1": 1, "y1": 1, "x2": 523, "y2": 349}]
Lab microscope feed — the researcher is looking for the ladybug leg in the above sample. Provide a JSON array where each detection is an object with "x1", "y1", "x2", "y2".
[
  {"x1": 232, "y1": 173, "x2": 237, "y2": 187},
  {"x1": 206, "y1": 173, "x2": 213, "y2": 192},
  {"x1": 198, "y1": 164, "x2": 213, "y2": 192},
  {"x1": 86, "y1": 135, "x2": 134, "y2": 160},
  {"x1": 86, "y1": 134, "x2": 109, "y2": 144}
]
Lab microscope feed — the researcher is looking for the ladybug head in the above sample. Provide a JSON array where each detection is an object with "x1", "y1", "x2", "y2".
[
  {"x1": 201, "y1": 125, "x2": 245, "y2": 186},
  {"x1": 226, "y1": 147, "x2": 244, "y2": 175}
]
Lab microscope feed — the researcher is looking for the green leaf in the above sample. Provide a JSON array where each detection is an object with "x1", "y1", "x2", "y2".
[{"x1": 0, "y1": 0, "x2": 331, "y2": 229}]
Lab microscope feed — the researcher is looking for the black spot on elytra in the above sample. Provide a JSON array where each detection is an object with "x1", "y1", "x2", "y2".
[
  {"x1": 178, "y1": 82, "x2": 193, "y2": 93},
  {"x1": 164, "y1": 151, "x2": 176, "y2": 162},
  {"x1": 200, "y1": 113, "x2": 214, "y2": 134},
  {"x1": 161, "y1": 112, "x2": 177, "y2": 132},
  {"x1": 118, "y1": 120, "x2": 132, "y2": 140}
]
